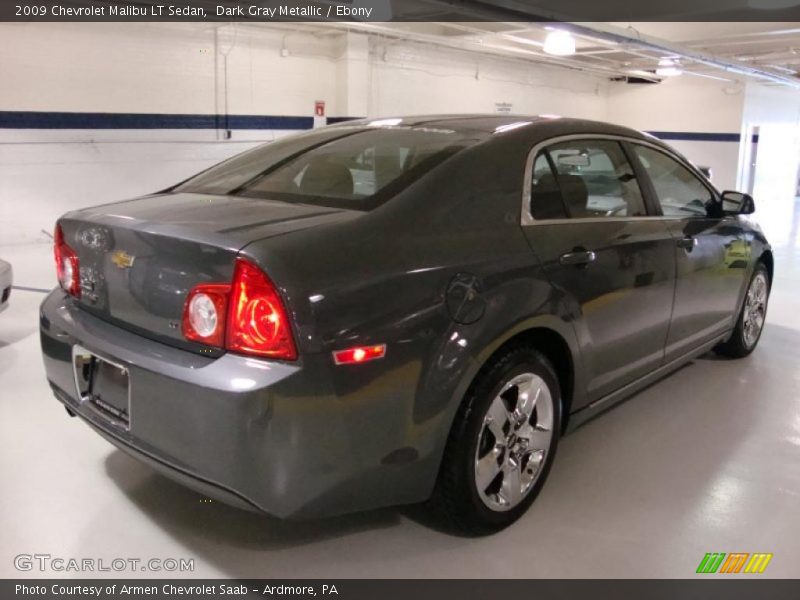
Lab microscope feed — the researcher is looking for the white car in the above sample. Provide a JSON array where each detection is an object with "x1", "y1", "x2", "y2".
[{"x1": 0, "y1": 259, "x2": 12, "y2": 313}]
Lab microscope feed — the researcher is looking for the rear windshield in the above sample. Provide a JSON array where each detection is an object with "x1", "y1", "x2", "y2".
[{"x1": 175, "y1": 125, "x2": 481, "y2": 210}]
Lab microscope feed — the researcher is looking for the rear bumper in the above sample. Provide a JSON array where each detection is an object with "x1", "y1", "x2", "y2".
[
  {"x1": 53, "y1": 384, "x2": 261, "y2": 513},
  {"x1": 40, "y1": 289, "x2": 438, "y2": 518}
]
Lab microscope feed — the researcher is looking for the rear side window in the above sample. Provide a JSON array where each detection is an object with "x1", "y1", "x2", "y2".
[
  {"x1": 547, "y1": 140, "x2": 647, "y2": 218},
  {"x1": 631, "y1": 145, "x2": 716, "y2": 217},
  {"x1": 176, "y1": 126, "x2": 480, "y2": 211},
  {"x1": 530, "y1": 152, "x2": 568, "y2": 220},
  {"x1": 529, "y1": 139, "x2": 647, "y2": 220}
]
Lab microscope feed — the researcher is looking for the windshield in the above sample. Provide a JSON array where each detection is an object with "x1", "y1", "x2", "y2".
[{"x1": 175, "y1": 126, "x2": 481, "y2": 210}]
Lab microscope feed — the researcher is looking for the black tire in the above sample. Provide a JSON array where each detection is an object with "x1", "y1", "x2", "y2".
[
  {"x1": 430, "y1": 345, "x2": 562, "y2": 536},
  {"x1": 715, "y1": 262, "x2": 770, "y2": 358}
]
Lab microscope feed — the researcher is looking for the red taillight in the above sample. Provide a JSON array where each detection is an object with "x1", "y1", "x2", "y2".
[
  {"x1": 54, "y1": 224, "x2": 80, "y2": 297},
  {"x1": 333, "y1": 344, "x2": 386, "y2": 365},
  {"x1": 226, "y1": 258, "x2": 297, "y2": 360},
  {"x1": 182, "y1": 283, "x2": 229, "y2": 347},
  {"x1": 181, "y1": 258, "x2": 297, "y2": 360}
]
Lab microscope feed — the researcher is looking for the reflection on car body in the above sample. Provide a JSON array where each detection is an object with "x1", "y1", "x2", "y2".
[{"x1": 0, "y1": 259, "x2": 12, "y2": 314}]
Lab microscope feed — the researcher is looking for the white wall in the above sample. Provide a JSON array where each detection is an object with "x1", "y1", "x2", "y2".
[
  {"x1": 0, "y1": 22, "x2": 613, "y2": 252},
  {"x1": 0, "y1": 22, "x2": 773, "y2": 256},
  {"x1": 366, "y1": 38, "x2": 608, "y2": 118},
  {"x1": 738, "y1": 82, "x2": 800, "y2": 243},
  {"x1": 606, "y1": 75, "x2": 746, "y2": 191},
  {"x1": 0, "y1": 22, "x2": 339, "y2": 122},
  {"x1": 605, "y1": 74, "x2": 745, "y2": 133},
  {"x1": 0, "y1": 141, "x2": 261, "y2": 251},
  {"x1": 0, "y1": 22, "x2": 609, "y2": 136},
  {"x1": 0, "y1": 23, "x2": 338, "y2": 251}
]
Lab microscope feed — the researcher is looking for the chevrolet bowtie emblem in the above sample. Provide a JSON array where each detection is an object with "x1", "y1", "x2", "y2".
[{"x1": 111, "y1": 250, "x2": 135, "y2": 269}]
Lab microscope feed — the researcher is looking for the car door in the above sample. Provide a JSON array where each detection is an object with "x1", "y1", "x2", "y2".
[
  {"x1": 628, "y1": 143, "x2": 749, "y2": 362},
  {"x1": 521, "y1": 137, "x2": 677, "y2": 405}
]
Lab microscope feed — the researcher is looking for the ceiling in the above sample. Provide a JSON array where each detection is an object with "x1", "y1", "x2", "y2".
[{"x1": 305, "y1": 20, "x2": 800, "y2": 87}]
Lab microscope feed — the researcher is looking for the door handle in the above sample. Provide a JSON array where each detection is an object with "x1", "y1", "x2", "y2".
[
  {"x1": 559, "y1": 249, "x2": 597, "y2": 267},
  {"x1": 676, "y1": 236, "x2": 698, "y2": 251}
]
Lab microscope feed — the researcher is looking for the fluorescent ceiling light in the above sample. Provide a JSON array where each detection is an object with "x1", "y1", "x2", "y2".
[
  {"x1": 656, "y1": 58, "x2": 683, "y2": 77},
  {"x1": 543, "y1": 30, "x2": 576, "y2": 56}
]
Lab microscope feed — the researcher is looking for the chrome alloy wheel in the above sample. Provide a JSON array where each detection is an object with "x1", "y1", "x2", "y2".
[
  {"x1": 743, "y1": 272, "x2": 768, "y2": 348},
  {"x1": 474, "y1": 372, "x2": 554, "y2": 512}
]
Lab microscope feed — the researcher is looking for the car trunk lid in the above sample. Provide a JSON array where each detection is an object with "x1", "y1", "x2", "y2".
[{"x1": 58, "y1": 192, "x2": 357, "y2": 350}]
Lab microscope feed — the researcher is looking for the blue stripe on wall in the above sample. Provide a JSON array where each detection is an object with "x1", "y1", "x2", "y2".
[
  {"x1": 0, "y1": 111, "x2": 757, "y2": 143},
  {"x1": 647, "y1": 131, "x2": 747, "y2": 143},
  {"x1": 0, "y1": 111, "x2": 314, "y2": 130},
  {"x1": 326, "y1": 116, "x2": 363, "y2": 124}
]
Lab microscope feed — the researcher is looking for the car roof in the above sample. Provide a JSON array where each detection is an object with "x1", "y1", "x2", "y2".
[
  {"x1": 332, "y1": 114, "x2": 653, "y2": 139},
  {"x1": 327, "y1": 115, "x2": 664, "y2": 154}
]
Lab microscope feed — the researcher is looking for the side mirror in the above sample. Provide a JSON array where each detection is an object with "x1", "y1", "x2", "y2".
[{"x1": 721, "y1": 190, "x2": 755, "y2": 215}]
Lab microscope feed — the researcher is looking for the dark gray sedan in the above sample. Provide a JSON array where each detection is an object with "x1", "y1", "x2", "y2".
[{"x1": 40, "y1": 115, "x2": 771, "y2": 534}]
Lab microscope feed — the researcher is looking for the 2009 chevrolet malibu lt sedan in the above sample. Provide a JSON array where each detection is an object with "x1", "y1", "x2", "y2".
[{"x1": 40, "y1": 115, "x2": 772, "y2": 534}]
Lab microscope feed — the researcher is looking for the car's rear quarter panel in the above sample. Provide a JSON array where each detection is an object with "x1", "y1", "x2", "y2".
[{"x1": 238, "y1": 134, "x2": 586, "y2": 504}]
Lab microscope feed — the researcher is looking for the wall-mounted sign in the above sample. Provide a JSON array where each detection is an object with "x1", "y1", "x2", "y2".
[
  {"x1": 495, "y1": 102, "x2": 513, "y2": 114},
  {"x1": 315, "y1": 101, "x2": 326, "y2": 117}
]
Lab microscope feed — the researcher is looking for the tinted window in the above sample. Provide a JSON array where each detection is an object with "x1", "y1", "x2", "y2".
[
  {"x1": 176, "y1": 126, "x2": 479, "y2": 211},
  {"x1": 632, "y1": 145, "x2": 715, "y2": 217},
  {"x1": 530, "y1": 152, "x2": 568, "y2": 220},
  {"x1": 546, "y1": 140, "x2": 647, "y2": 218}
]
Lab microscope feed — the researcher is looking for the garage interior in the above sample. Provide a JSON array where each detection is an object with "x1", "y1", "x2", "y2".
[{"x1": 1, "y1": 21, "x2": 799, "y2": 577}]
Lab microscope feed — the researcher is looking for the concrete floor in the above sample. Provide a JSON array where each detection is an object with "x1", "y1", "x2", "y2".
[{"x1": 1, "y1": 202, "x2": 799, "y2": 579}]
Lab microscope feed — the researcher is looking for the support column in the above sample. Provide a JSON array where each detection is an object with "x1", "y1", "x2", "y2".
[{"x1": 335, "y1": 32, "x2": 370, "y2": 120}]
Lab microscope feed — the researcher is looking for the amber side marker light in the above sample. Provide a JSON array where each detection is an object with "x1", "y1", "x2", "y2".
[{"x1": 333, "y1": 344, "x2": 387, "y2": 365}]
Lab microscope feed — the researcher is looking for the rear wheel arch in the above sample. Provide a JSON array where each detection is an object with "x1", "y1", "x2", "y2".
[
  {"x1": 505, "y1": 328, "x2": 574, "y2": 431},
  {"x1": 426, "y1": 321, "x2": 579, "y2": 500},
  {"x1": 429, "y1": 328, "x2": 574, "y2": 533},
  {"x1": 463, "y1": 326, "x2": 576, "y2": 435}
]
